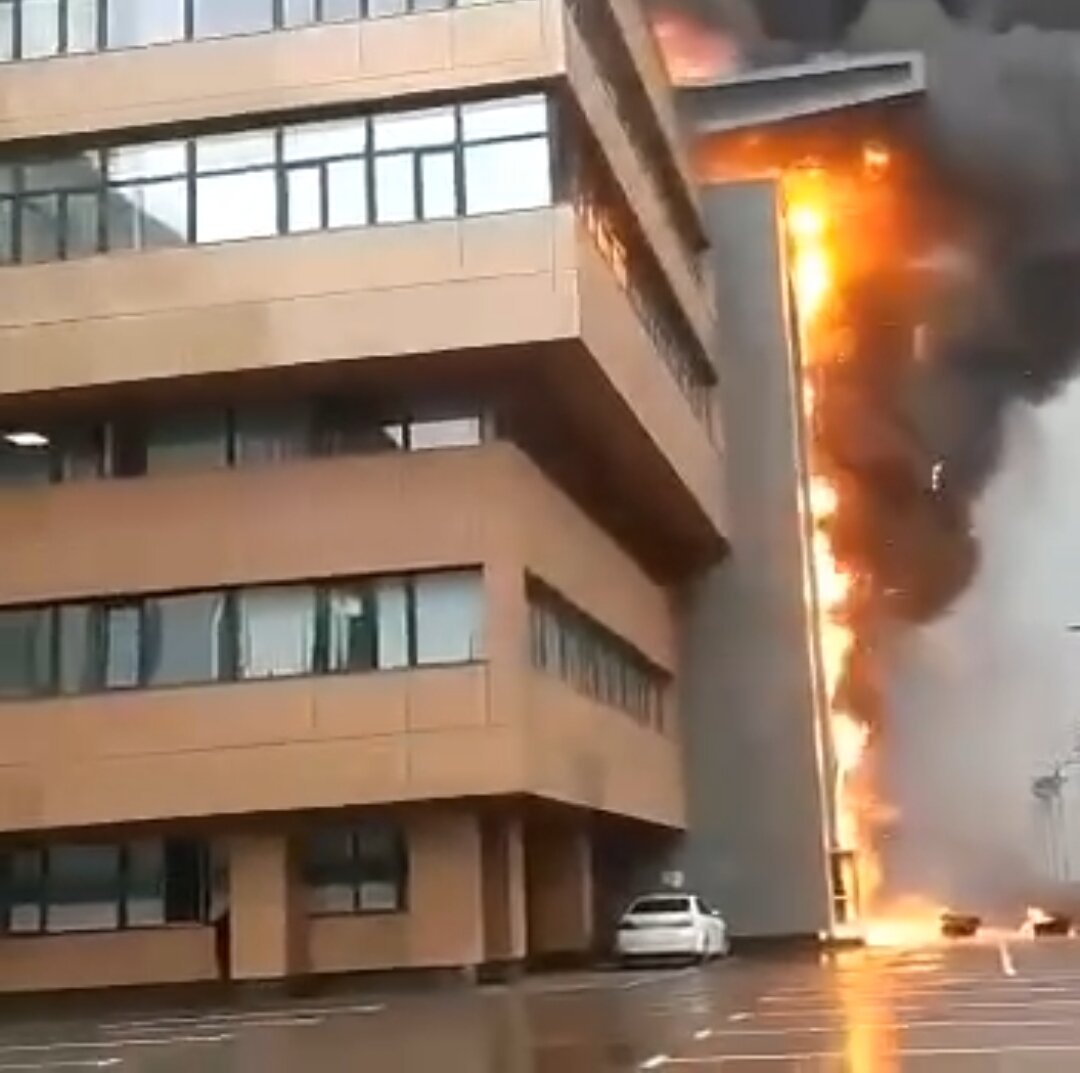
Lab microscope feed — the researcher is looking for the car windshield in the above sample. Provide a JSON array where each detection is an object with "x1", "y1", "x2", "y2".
[{"x1": 629, "y1": 896, "x2": 691, "y2": 915}]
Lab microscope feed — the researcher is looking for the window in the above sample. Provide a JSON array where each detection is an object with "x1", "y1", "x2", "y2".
[
  {"x1": 325, "y1": 586, "x2": 377, "y2": 674},
  {"x1": 195, "y1": 131, "x2": 277, "y2": 244},
  {"x1": 3, "y1": 570, "x2": 484, "y2": 701},
  {"x1": 106, "y1": 0, "x2": 184, "y2": 48},
  {"x1": 462, "y1": 95, "x2": 551, "y2": 216},
  {"x1": 0, "y1": 608, "x2": 53, "y2": 698},
  {"x1": 0, "y1": 839, "x2": 210, "y2": 935},
  {"x1": 304, "y1": 821, "x2": 407, "y2": 915},
  {"x1": 409, "y1": 416, "x2": 481, "y2": 451},
  {"x1": 144, "y1": 592, "x2": 228, "y2": 687},
  {"x1": 193, "y1": 0, "x2": 272, "y2": 38},
  {"x1": 237, "y1": 586, "x2": 316, "y2": 680},
  {"x1": 0, "y1": 437, "x2": 52, "y2": 486},
  {"x1": 234, "y1": 402, "x2": 313, "y2": 465},
  {"x1": 145, "y1": 409, "x2": 229, "y2": 474},
  {"x1": 283, "y1": 117, "x2": 368, "y2": 233},
  {"x1": 527, "y1": 581, "x2": 668, "y2": 728},
  {"x1": 106, "y1": 142, "x2": 189, "y2": 251},
  {"x1": 414, "y1": 571, "x2": 482, "y2": 665},
  {"x1": 373, "y1": 107, "x2": 456, "y2": 225},
  {"x1": 104, "y1": 603, "x2": 142, "y2": 688}
]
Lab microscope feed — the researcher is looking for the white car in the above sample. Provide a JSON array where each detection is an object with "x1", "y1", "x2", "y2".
[{"x1": 615, "y1": 893, "x2": 730, "y2": 964}]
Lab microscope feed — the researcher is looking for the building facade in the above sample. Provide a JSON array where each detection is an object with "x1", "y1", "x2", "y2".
[{"x1": 0, "y1": 0, "x2": 726, "y2": 990}]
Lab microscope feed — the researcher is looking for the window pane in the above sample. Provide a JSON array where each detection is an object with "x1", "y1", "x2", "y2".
[
  {"x1": 126, "y1": 841, "x2": 165, "y2": 927},
  {"x1": 193, "y1": 0, "x2": 272, "y2": 38},
  {"x1": 196, "y1": 132, "x2": 276, "y2": 172},
  {"x1": 6, "y1": 850, "x2": 43, "y2": 933},
  {"x1": 420, "y1": 151, "x2": 455, "y2": 220},
  {"x1": 321, "y1": 0, "x2": 359, "y2": 20},
  {"x1": 286, "y1": 166, "x2": 322, "y2": 233},
  {"x1": 107, "y1": 0, "x2": 185, "y2": 47},
  {"x1": 238, "y1": 587, "x2": 316, "y2": 680},
  {"x1": 66, "y1": 0, "x2": 98, "y2": 52},
  {"x1": 21, "y1": 195, "x2": 62, "y2": 263},
  {"x1": 409, "y1": 417, "x2": 481, "y2": 451},
  {"x1": 0, "y1": 199, "x2": 13, "y2": 262},
  {"x1": 367, "y1": 0, "x2": 407, "y2": 15},
  {"x1": 21, "y1": 0, "x2": 60, "y2": 58},
  {"x1": 234, "y1": 403, "x2": 313, "y2": 465},
  {"x1": 282, "y1": 0, "x2": 317, "y2": 25},
  {"x1": 145, "y1": 409, "x2": 228, "y2": 474},
  {"x1": 414, "y1": 572, "x2": 482, "y2": 665},
  {"x1": 0, "y1": 609, "x2": 53, "y2": 698},
  {"x1": 105, "y1": 605, "x2": 141, "y2": 688},
  {"x1": 373, "y1": 108, "x2": 454, "y2": 152},
  {"x1": 374, "y1": 154, "x2": 415, "y2": 224},
  {"x1": 59, "y1": 605, "x2": 97, "y2": 694},
  {"x1": 326, "y1": 587, "x2": 377, "y2": 673},
  {"x1": 45, "y1": 845, "x2": 120, "y2": 933},
  {"x1": 0, "y1": 438, "x2": 52, "y2": 486},
  {"x1": 326, "y1": 159, "x2": 367, "y2": 228},
  {"x1": 376, "y1": 581, "x2": 408, "y2": 670},
  {"x1": 283, "y1": 119, "x2": 366, "y2": 162},
  {"x1": 144, "y1": 593, "x2": 226, "y2": 687},
  {"x1": 55, "y1": 424, "x2": 104, "y2": 482},
  {"x1": 109, "y1": 143, "x2": 187, "y2": 182},
  {"x1": 163, "y1": 840, "x2": 206, "y2": 923},
  {"x1": 462, "y1": 96, "x2": 549, "y2": 141},
  {"x1": 24, "y1": 155, "x2": 100, "y2": 192},
  {"x1": 107, "y1": 178, "x2": 189, "y2": 250},
  {"x1": 64, "y1": 191, "x2": 100, "y2": 258},
  {"x1": 0, "y1": 3, "x2": 14, "y2": 62},
  {"x1": 464, "y1": 137, "x2": 551, "y2": 215},
  {"x1": 197, "y1": 170, "x2": 277, "y2": 244}
]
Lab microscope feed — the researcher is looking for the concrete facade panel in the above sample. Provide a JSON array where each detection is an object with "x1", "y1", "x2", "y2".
[{"x1": 677, "y1": 180, "x2": 833, "y2": 938}]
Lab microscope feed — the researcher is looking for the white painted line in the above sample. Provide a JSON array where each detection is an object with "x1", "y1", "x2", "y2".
[
  {"x1": 693, "y1": 1029, "x2": 713, "y2": 1041},
  {"x1": 728, "y1": 1013, "x2": 751, "y2": 1023},
  {"x1": 998, "y1": 940, "x2": 1017, "y2": 978},
  {"x1": 640, "y1": 1055, "x2": 669, "y2": 1070},
  {"x1": 661, "y1": 1043, "x2": 1080, "y2": 1065},
  {"x1": 0, "y1": 1034, "x2": 233, "y2": 1057},
  {"x1": 100, "y1": 1003, "x2": 382, "y2": 1032},
  {"x1": 0, "y1": 1062, "x2": 121, "y2": 1072}
]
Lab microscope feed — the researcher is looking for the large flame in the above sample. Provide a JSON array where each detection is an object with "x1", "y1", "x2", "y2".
[{"x1": 784, "y1": 159, "x2": 884, "y2": 925}]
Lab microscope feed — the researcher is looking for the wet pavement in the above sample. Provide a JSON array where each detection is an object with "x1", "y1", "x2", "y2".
[{"x1": 6, "y1": 938, "x2": 1080, "y2": 1069}]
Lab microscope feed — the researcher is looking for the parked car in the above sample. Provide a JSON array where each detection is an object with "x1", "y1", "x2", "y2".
[{"x1": 615, "y1": 893, "x2": 730, "y2": 964}]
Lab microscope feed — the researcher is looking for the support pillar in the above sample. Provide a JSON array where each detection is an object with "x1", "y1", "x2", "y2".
[
  {"x1": 228, "y1": 833, "x2": 306, "y2": 982},
  {"x1": 481, "y1": 814, "x2": 527, "y2": 969},
  {"x1": 525, "y1": 822, "x2": 594, "y2": 959}
]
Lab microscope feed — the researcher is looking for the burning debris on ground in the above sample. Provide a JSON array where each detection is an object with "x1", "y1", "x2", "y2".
[
  {"x1": 656, "y1": 0, "x2": 1080, "y2": 927},
  {"x1": 940, "y1": 911, "x2": 982, "y2": 939}
]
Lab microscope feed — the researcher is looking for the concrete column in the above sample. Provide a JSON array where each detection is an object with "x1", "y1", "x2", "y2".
[
  {"x1": 525, "y1": 823, "x2": 594, "y2": 957},
  {"x1": 228, "y1": 833, "x2": 305, "y2": 982},
  {"x1": 481, "y1": 814, "x2": 527, "y2": 965}
]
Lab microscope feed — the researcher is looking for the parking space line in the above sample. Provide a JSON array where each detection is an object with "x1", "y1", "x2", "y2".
[
  {"x1": 0, "y1": 1062, "x2": 121, "y2": 1072},
  {"x1": 998, "y1": 941, "x2": 1017, "y2": 977},
  {"x1": 0, "y1": 1034, "x2": 232, "y2": 1058},
  {"x1": 100, "y1": 1002, "x2": 383, "y2": 1032},
  {"x1": 657, "y1": 1043, "x2": 1080, "y2": 1065}
]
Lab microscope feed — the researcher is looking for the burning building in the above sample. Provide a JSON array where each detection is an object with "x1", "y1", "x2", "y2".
[{"x1": 669, "y1": 0, "x2": 1080, "y2": 938}]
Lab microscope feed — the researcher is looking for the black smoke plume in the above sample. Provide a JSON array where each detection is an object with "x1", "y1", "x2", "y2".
[{"x1": 671, "y1": 0, "x2": 1080, "y2": 622}]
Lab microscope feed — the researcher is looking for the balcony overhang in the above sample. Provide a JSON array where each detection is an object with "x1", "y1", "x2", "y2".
[{"x1": 679, "y1": 51, "x2": 927, "y2": 137}]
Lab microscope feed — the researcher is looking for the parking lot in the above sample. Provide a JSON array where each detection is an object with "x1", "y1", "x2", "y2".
[{"x1": 3, "y1": 937, "x2": 1080, "y2": 1069}]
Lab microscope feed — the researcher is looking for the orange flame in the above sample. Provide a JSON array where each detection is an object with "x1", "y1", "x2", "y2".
[
  {"x1": 785, "y1": 162, "x2": 878, "y2": 924},
  {"x1": 650, "y1": 7, "x2": 739, "y2": 85}
]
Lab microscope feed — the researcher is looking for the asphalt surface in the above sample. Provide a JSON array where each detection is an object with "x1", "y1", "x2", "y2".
[{"x1": 5, "y1": 938, "x2": 1080, "y2": 1069}]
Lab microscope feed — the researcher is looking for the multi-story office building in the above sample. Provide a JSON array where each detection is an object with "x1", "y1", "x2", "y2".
[{"x1": 0, "y1": 0, "x2": 725, "y2": 990}]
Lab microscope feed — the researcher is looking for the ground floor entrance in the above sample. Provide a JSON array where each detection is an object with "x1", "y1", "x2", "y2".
[{"x1": 0, "y1": 803, "x2": 675, "y2": 993}]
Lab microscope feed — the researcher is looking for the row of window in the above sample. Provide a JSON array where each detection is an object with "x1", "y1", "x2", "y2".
[
  {"x1": 564, "y1": 0, "x2": 704, "y2": 280},
  {"x1": 0, "y1": 402, "x2": 483, "y2": 487},
  {"x1": 577, "y1": 184, "x2": 713, "y2": 427},
  {"x1": 0, "y1": 821, "x2": 406, "y2": 935},
  {"x1": 0, "y1": 93, "x2": 551, "y2": 261},
  {"x1": 0, "y1": 570, "x2": 483, "y2": 699},
  {"x1": 528, "y1": 580, "x2": 667, "y2": 729},
  {"x1": 0, "y1": 0, "x2": 506, "y2": 61}
]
